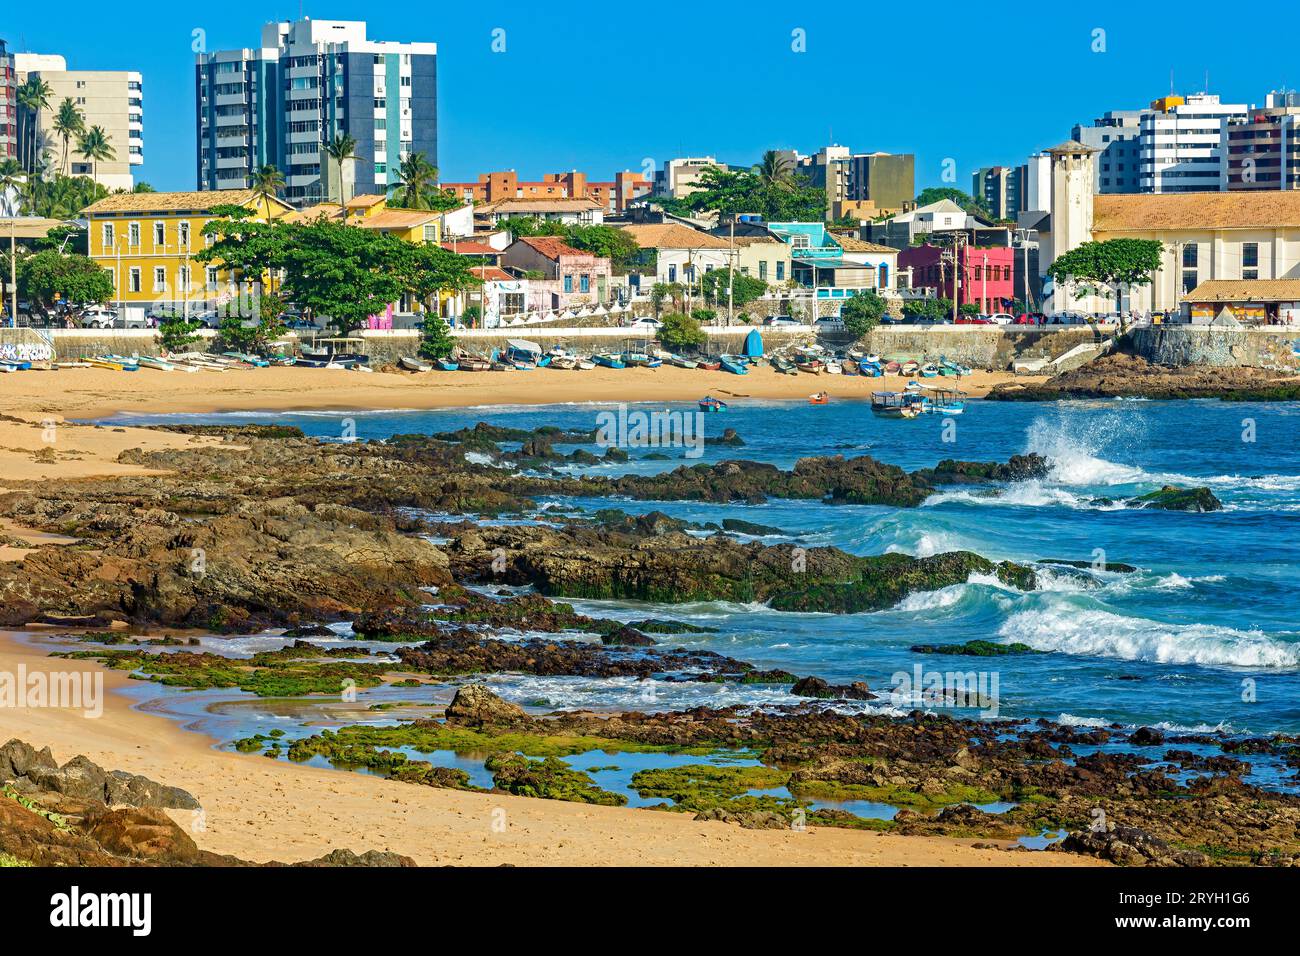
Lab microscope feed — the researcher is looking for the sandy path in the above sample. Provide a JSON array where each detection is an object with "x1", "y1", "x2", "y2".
[
  {"x1": 0, "y1": 363, "x2": 1036, "y2": 420},
  {"x1": 0, "y1": 632, "x2": 1096, "y2": 866}
]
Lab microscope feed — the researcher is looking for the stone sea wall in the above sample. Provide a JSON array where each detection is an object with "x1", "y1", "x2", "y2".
[{"x1": 1129, "y1": 326, "x2": 1300, "y2": 369}]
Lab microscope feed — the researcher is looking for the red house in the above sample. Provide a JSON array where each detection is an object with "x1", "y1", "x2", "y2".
[{"x1": 898, "y1": 244, "x2": 1015, "y2": 312}]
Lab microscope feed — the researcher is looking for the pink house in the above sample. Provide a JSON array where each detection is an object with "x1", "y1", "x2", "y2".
[{"x1": 500, "y1": 236, "x2": 612, "y2": 310}]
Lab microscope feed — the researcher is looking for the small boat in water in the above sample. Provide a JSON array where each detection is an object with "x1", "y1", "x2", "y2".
[
  {"x1": 871, "y1": 391, "x2": 922, "y2": 419},
  {"x1": 698, "y1": 396, "x2": 728, "y2": 412},
  {"x1": 400, "y1": 356, "x2": 433, "y2": 372},
  {"x1": 719, "y1": 355, "x2": 748, "y2": 375},
  {"x1": 918, "y1": 386, "x2": 969, "y2": 415},
  {"x1": 808, "y1": 391, "x2": 830, "y2": 405}
]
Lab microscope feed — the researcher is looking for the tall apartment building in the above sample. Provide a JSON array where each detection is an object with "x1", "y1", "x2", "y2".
[
  {"x1": 1139, "y1": 94, "x2": 1247, "y2": 193},
  {"x1": 972, "y1": 166, "x2": 1025, "y2": 219},
  {"x1": 196, "y1": 18, "x2": 437, "y2": 205},
  {"x1": 14, "y1": 53, "x2": 143, "y2": 190},
  {"x1": 1072, "y1": 109, "x2": 1143, "y2": 193},
  {"x1": 653, "y1": 156, "x2": 722, "y2": 199},
  {"x1": 794, "y1": 146, "x2": 915, "y2": 218},
  {"x1": 0, "y1": 40, "x2": 17, "y2": 164},
  {"x1": 1223, "y1": 91, "x2": 1300, "y2": 191}
]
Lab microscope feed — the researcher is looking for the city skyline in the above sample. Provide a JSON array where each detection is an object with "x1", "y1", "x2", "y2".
[{"x1": 4, "y1": 2, "x2": 1299, "y2": 195}]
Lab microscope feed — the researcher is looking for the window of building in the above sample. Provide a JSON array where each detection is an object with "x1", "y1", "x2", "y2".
[
  {"x1": 154, "y1": 222, "x2": 165, "y2": 246},
  {"x1": 128, "y1": 268, "x2": 141, "y2": 293},
  {"x1": 153, "y1": 267, "x2": 166, "y2": 292},
  {"x1": 1242, "y1": 242, "x2": 1259, "y2": 268},
  {"x1": 206, "y1": 267, "x2": 219, "y2": 287},
  {"x1": 128, "y1": 223, "x2": 140, "y2": 246},
  {"x1": 1182, "y1": 243, "x2": 1198, "y2": 268},
  {"x1": 1003, "y1": 265, "x2": 1011, "y2": 281},
  {"x1": 1182, "y1": 270, "x2": 1197, "y2": 294},
  {"x1": 668, "y1": 264, "x2": 677, "y2": 283},
  {"x1": 580, "y1": 274, "x2": 590, "y2": 293},
  {"x1": 563, "y1": 274, "x2": 573, "y2": 293},
  {"x1": 759, "y1": 260, "x2": 768, "y2": 280},
  {"x1": 102, "y1": 223, "x2": 114, "y2": 247},
  {"x1": 179, "y1": 222, "x2": 190, "y2": 247}
]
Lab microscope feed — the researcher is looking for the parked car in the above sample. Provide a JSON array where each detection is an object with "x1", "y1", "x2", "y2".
[
  {"x1": 955, "y1": 315, "x2": 991, "y2": 325},
  {"x1": 627, "y1": 316, "x2": 662, "y2": 330},
  {"x1": 764, "y1": 315, "x2": 801, "y2": 327},
  {"x1": 1014, "y1": 312, "x2": 1046, "y2": 325},
  {"x1": 78, "y1": 307, "x2": 119, "y2": 329},
  {"x1": 1047, "y1": 311, "x2": 1090, "y2": 325},
  {"x1": 988, "y1": 312, "x2": 1016, "y2": 326},
  {"x1": 190, "y1": 310, "x2": 222, "y2": 329}
]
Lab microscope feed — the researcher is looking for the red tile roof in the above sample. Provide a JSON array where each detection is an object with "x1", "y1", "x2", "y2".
[
  {"x1": 443, "y1": 241, "x2": 500, "y2": 256},
  {"x1": 518, "y1": 236, "x2": 589, "y2": 260}
]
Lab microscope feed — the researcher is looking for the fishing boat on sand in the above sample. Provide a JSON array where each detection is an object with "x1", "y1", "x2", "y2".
[
  {"x1": 698, "y1": 396, "x2": 727, "y2": 412},
  {"x1": 668, "y1": 354, "x2": 699, "y2": 369},
  {"x1": 859, "y1": 361, "x2": 883, "y2": 377},
  {"x1": 719, "y1": 355, "x2": 748, "y2": 375},
  {"x1": 901, "y1": 360, "x2": 919, "y2": 375},
  {"x1": 697, "y1": 357, "x2": 722, "y2": 371},
  {"x1": 885, "y1": 360, "x2": 902, "y2": 374},
  {"x1": 920, "y1": 363, "x2": 939, "y2": 378},
  {"x1": 769, "y1": 355, "x2": 796, "y2": 375},
  {"x1": 593, "y1": 352, "x2": 626, "y2": 369},
  {"x1": 400, "y1": 356, "x2": 432, "y2": 372}
]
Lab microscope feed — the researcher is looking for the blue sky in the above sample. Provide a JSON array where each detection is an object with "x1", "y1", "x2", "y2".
[{"x1": 5, "y1": 2, "x2": 1296, "y2": 193}]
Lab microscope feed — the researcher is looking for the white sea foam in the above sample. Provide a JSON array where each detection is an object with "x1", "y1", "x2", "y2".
[
  {"x1": 1056, "y1": 713, "x2": 1112, "y2": 728},
  {"x1": 999, "y1": 605, "x2": 1300, "y2": 669},
  {"x1": 1025, "y1": 416, "x2": 1149, "y2": 487}
]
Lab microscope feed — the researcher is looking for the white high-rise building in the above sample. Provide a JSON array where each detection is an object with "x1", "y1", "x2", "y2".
[
  {"x1": 196, "y1": 18, "x2": 438, "y2": 205},
  {"x1": 1139, "y1": 93, "x2": 1247, "y2": 193},
  {"x1": 13, "y1": 52, "x2": 144, "y2": 190}
]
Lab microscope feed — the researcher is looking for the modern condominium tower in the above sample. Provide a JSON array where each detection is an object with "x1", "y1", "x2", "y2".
[{"x1": 195, "y1": 18, "x2": 437, "y2": 205}]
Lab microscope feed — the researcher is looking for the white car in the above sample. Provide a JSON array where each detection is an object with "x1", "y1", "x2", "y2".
[
  {"x1": 988, "y1": 312, "x2": 1016, "y2": 326},
  {"x1": 78, "y1": 307, "x2": 119, "y2": 329},
  {"x1": 628, "y1": 317, "x2": 662, "y2": 329}
]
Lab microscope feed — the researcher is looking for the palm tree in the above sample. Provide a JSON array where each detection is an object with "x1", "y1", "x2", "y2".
[
  {"x1": 324, "y1": 134, "x2": 357, "y2": 221},
  {"x1": 392, "y1": 152, "x2": 438, "y2": 210},
  {"x1": 755, "y1": 150, "x2": 794, "y2": 191},
  {"x1": 77, "y1": 126, "x2": 115, "y2": 182},
  {"x1": 15, "y1": 77, "x2": 52, "y2": 174},
  {"x1": 250, "y1": 163, "x2": 286, "y2": 304},
  {"x1": 1, "y1": 159, "x2": 26, "y2": 327},
  {"x1": 52, "y1": 98, "x2": 86, "y2": 176},
  {"x1": 251, "y1": 163, "x2": 285, "y2": 222}
]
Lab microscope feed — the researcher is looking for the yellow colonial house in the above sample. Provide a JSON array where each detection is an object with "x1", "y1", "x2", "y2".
[{"x1": 82, "y1": 189, "x2": 293, "y2": 314}]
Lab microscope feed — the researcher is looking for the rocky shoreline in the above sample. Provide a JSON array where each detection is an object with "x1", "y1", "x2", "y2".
[
  {"x1": 0, "y1": 421, "x2": 1289, "y2": 867},
  {"x1": 988, "y1": 351, "x2": 1300, "y2": 402}
]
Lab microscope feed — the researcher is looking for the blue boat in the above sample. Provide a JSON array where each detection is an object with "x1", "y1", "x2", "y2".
[
  {"x1": 593, "y1": 352, "x2": 626, "y2": 369},
  {"x1": 743, "y1": 329, "x2": 764, "y2": 359},
  {"x1": 698, "y1": 396, "x2": 727, "y2": 412},
  {"x1": 859, "y1": 360, "x2": 883, "y2": 377},
  {"x1": 720, "y1": 356, "x2": 748, "y2": 375},
  {"x1": 436, "y1": 359, "x2": 459, "y2": 371}
]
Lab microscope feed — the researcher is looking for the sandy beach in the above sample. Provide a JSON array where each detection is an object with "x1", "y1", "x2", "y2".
[
  {"x1": 0, "y1": 363, "x2": 1036, "y2": 420},
  {"x1": 0, "y1": 631, "x2": 1096, "y2": 866}
]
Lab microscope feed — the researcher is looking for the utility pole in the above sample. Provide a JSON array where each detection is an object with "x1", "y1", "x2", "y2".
[
  {"x1": 8, "y1": 216, "x2": 15, "y2": 329},
  {"x1": 727, "y1": 219, "x2": 735, "y2": 326}
]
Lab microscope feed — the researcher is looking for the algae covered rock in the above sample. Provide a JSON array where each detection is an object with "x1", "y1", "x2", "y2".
[{"x1": 1129, "y1": 485, "x2": 1222, "y2": 512}]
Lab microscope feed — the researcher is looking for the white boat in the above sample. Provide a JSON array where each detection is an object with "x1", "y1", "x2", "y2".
[
  {"x1": 824, "y1": 362, "x2": 843, "y2": 375},
  {"x1": 400, "y1": 356, "x2": 433, "y2": 372},
  {"x1": 136, "y1": 356, "x2": 175, "y2": 372}
]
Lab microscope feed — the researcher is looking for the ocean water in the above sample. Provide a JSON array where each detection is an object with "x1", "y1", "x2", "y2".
[{"x1": 100, "y1": 397, "x2": 1300, "y2": 738}]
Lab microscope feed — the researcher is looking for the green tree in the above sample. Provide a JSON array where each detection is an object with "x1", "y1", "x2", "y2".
[
  {"x1": 657, "y1": 312, "x2": 707, "y2": 351},
  {"x1": 17, "y1": 250, "x2": 113, "y2": 312},
  {"x1": 52, "y1": 98, "x2": 86, "y2": 176},
  {"x1": 158, "y1": 315, "x2": 203, "y2": 352},
  {"x1": 324, "y1": 134, "x2": 358, "y2": 219},
  {"x1": 418, "y1": 314, "x2": 456, "y2": 359},
  {"x1": 662, "y1": 165, "x2": 826, "y2": 221},
  {"x1": 562, "y1": 224, "x2": 640, "y2": 269},
  {"x1": 841, "y1": 290, "x2": 887, "y2": 337},
  {"x1": 754, "y1": 150, "x2": 794, "y2": 190},
  {"x1": 1047, "y1": 238, "x2": 1165, "y2": 321},
  {"x1": 699, "y1": 268, "x2": 767, "y2": 307},
  {"x1": 16, "y1": 77, "x2": 52, "y2": 174},
  {"x1": 76, "y1": 126, "x2": 115, "y2": 181},
  {"x1": 902, "y1": 297, "x2": 953, "y2": 322},
  {"x1": 389, "y1": 152, "x2": 460, "y2": 212}
]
